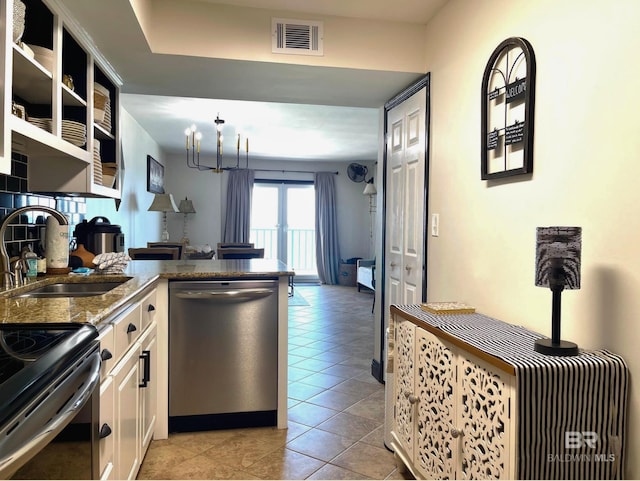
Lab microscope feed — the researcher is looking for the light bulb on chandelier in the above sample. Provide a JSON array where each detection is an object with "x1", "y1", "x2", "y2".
[{"x1": 184, "y1": 114, "x2": 249, "y2": 172}]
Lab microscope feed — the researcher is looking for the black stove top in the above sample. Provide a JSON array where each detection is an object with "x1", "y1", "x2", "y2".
[{"x1": 0, "y1": 323, "x2": 98, "y2": 427}]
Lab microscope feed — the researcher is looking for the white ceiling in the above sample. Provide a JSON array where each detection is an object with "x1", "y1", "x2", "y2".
[{"x1": 59, "y1": 0, "x2": 447, "y2": 162}]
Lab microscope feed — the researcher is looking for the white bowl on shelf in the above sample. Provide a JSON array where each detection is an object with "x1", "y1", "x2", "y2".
[
  {"x1": 25, "y1": 44, "x2": 54, "y2": 72},
  {"x1": 102, "y1": 174, "x2": 116, "y2": 188}
]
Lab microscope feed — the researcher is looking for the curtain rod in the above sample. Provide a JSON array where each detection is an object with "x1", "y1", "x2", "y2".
[{"x1": 252, "y1": 169, "x2": 339, "y2": 175}]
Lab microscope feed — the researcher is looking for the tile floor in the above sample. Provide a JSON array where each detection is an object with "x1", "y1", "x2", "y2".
[{"x1": 138, "y1": 284, "x2": 409, "y2": 480}]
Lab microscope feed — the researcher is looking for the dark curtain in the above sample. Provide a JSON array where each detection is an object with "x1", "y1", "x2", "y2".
[
  {"x1": 222, "y1": 169, "x2": 255, "y2": 243},
  {"x1": 314, "y1": 172, "x2": 340, "y2": 284}
]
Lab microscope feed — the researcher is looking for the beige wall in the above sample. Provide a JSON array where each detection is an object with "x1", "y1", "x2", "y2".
[
  {"x1": 143, "y1": 0, "x2": 426, "y2": 73},
  {"x1": 424, "y1": 0, "x2": 640, "y2": 476}
]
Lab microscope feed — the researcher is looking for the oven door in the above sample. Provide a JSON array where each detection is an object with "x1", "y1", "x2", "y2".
[{"x1": 0, "y1": 345, "x2": 101, "y2": 479}]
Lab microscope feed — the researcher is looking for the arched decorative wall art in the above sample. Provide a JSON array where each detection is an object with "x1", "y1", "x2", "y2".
[{"x1": 481, "y1": 37, "x2": 536, "y2": 180}]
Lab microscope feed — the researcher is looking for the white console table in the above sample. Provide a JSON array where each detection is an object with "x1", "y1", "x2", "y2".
[{"x1": 389, "y1": 304, "x2": 628, "y2": 480}]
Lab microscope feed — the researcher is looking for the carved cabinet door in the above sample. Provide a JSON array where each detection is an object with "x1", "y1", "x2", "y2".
[
  {"x1": 413, "y1": 328, "x2": 456, "y2": 479},
  {"x1": 394, "y1": 318, "x2": 416, "y2": 459},
  {"x1": 456, "y1": 352, "x2": 514, "y2": 479}
]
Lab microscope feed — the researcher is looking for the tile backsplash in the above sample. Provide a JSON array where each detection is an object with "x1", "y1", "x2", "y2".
[{"x1": 1, "y1": 152, "x2": 86, "y2": 258}]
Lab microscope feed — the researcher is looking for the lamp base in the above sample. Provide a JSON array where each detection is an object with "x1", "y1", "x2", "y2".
[{"x1": 534, "y1": 338, "x2": 579, "y2": 356}]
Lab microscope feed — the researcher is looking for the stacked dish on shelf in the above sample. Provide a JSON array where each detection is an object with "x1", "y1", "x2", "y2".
[
  {"x1": 61, "y1": 120, "x2": 86, "y2": 147},
  {"x1": 94, "y1": 83, "x2": 112, "y2": 132},
  {"x1": 93, "y1": 139, "x2": 103, "y2": 185},
  {"x1": 27, "y1": 117, "x2": 52, "y2": 133}
]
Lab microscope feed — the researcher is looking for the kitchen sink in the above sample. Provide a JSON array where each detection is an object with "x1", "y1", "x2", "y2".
[{"x1": 15, "y1": 280, "x2": 129, "y2": 298}]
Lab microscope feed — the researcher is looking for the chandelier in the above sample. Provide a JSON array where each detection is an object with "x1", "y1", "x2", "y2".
[{"x1": 184, "y1": 114, "x2": 249, "y2": 172}]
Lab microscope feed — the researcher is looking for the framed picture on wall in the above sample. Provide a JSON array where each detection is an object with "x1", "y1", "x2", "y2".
[{"x1": 147, "y1": 155, "x2": 164, "y2": 193}]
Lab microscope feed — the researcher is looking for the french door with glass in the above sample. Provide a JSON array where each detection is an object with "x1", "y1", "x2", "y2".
[{"x1": 250, "y1": 181, "x2": 318, "y2": 280}]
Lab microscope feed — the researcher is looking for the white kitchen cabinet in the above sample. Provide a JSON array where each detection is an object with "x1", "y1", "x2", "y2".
[
  {"x1": 98, "y1": 284, "x2": 159, "y2": 480},
  {"x1": 139, "y1": 322, "x2": 157, "y2": 456},
  {"x1": 392, "y1": 316, "x2": 514, "y2": 479},
  {"x1": 112, "y1": 341, "x2": 141, "y2": 481},
  {"x1": 98, "y1": 376, "x2": 115, "y2": 481},
  {"x1": 0, "y1": 0, "x2": 122, "y2": 197}
]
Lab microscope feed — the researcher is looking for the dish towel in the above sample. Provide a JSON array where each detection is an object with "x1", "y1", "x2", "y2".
[{"x1": 93, "y1": 252, "x2": 131, "y2": 274}]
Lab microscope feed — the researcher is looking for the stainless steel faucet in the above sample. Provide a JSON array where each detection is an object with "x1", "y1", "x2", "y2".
[{"x1": 0, "y1": 206, "x2": 69, "y2": 288}]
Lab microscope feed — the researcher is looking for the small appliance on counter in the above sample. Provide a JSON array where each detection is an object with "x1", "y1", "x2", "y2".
[{"x1": 73, "y1": 216, "x2": 124, "y2": 255}]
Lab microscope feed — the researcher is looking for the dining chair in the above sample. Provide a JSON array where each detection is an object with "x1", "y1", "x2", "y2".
[
  {"x1": 147, "y1": 241, "x2": 186, "y2": 259},
  {"x1": 128, "y1": 247, "x2": 180, "y2": 260},
  {"x1": 217, "y1": 247, "x2": 264, "y2": 259},
  {"x1": 216, "y1": 242, "x2": 253, "y2": 254}
]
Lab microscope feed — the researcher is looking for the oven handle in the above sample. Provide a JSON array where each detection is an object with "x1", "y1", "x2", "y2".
[
  {"x1": 0, "y1": 352, "x2": 101, "y2": 478},
  {"x1": 174, "y1": 288, "x2": 274, "y2": 302}
]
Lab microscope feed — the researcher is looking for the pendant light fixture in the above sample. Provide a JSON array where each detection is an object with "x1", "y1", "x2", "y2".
[{"x1": 185, "y1": 114, "x2": 249, "y2": 172}]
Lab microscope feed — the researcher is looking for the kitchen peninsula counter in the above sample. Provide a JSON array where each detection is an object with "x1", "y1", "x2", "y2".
[{"x1": 0, "y1": 258, "x2": 294, "y2": 325}]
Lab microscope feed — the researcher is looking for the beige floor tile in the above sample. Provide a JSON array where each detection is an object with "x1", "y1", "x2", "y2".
[
  {"x1": 331, "y1": 442, "x2": 397, "y2": 480},
  {"x1": 331, "y1": 378, "x2": 384, "y2": 397},
  {"x1": 137, "y1": 441, "x2": 198, "y2": 479},
  {"x1": 200, "y1": 434, "x2": 282, "y2": 468},
  {"x1": 307, "y1": 463, "x2": 372, "y2": 480},
  {"x1": 158, "y1": 454, "x2": 260, "y2": 480},
  {"x1": 360, "y1": 425, "x2": 387, "y2": 448},
  {"x1": 344, "y1": 391, "x2": 386, "y2": 423},
  {"x1": 385, "y1": 465, "x2": 416, "y2": 480},
  {"x1": 306, "y1": 389, "x2": 362, "y2": 411},
  {"x1": 288, "y1": 381, "x2": 327, "y2": 401},
  {"x1": 316, "y1": 412, "x2": 382, "y2": 441},
  {"x1": 166, "y1": 428, "x2": 241, "y2": 455},
  {"x1": 292, "y1": 357, "x2": 336, "y2": 372},
  {"x1": 240, "y1": 420, "x2": 311, "y2": 445},
  {"x1": 243, "y1": 447, "x2": 326, "y2": 480},
  {"x1": 288, "y1": 402, "x2": 339, "y2": 427},
  {"x1": 298, "y1": 372, "x2": 345, "y2": 389},
  {"x1": 288, "y1": 366, "x2": 315, "y2": 382},
  {"x1": 286, "y1": 428, "x2": 356, "y2": 462}
]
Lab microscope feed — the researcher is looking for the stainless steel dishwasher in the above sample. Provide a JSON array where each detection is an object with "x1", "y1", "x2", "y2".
[{"x1": 169, "y1": 279, "x2": 278, "y2": 432}]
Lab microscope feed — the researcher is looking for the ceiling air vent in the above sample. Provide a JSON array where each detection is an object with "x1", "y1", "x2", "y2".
[{"x1": 272, "y1": 18, "x2": 323, "y2": 56}]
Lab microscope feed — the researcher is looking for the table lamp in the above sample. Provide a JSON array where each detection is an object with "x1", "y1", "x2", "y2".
[
  {"x1": 534, "y1": 226, "x2": 582, "y2": 356},
  {"x1": 178, "y1": 197, "x2": 196, "y2": 245},
  {"x1": 148, "y1": 193, "x2": 179, "y2": 241}
]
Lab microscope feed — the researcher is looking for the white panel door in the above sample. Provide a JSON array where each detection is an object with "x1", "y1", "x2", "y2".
[{"x1": 385, "y1": 88, "x2": 426, "y2": 307}]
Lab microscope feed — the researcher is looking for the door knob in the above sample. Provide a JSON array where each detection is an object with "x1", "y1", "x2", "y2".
[
  {"x1": 405, "y1": 265, "x2": 411, "y2": 272},
  {"x1": 390, "y1": 262, "x2": 397, "y2": 268},
  {"x1": 450, "y1": 427, "x2": 464, "y2": 438}
]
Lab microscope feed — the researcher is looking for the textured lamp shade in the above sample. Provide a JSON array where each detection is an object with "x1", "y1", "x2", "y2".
[
  {"x1": 535, "y1": 226, "x2": 582, "y2": 289},
  {"x1": 147, "y1": 193, "x2": 179, "y2": 213},
  {"x1": 178, "y1": 197, "x2": 196, "y2": 214},
  {"x1": 534, "y1": 226, "x2": 582, "y2": 356}
]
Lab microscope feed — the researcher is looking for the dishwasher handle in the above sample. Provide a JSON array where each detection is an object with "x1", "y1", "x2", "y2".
[{"x1": 174, "y1": 288, "x2": 275, "y2": 302}]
